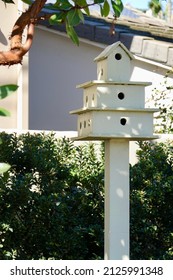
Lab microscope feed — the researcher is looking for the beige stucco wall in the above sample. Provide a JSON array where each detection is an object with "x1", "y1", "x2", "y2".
[
  {"x1": 0, "y1": 0, "x2": 28, "y2": 130},
  {"x1": 29, "y1": 26, "x2": 103, "y2": 131},
  {"x1": 131, "y1": 57, "x2": 173, "y2": 102},
  {"x1": 0, "y1": 0, "x2": 18, "y2": 128}
]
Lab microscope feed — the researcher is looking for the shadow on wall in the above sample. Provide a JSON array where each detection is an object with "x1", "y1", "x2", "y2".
[{"x1": 0, "y1": 29, "x2": 8, "y2": 46}]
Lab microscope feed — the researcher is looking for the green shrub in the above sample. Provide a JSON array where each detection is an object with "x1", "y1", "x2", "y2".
[
  {"x1": 0, "y1": 132, "x2": 104, "y2": 260},
  {"x1": 0, "y1": 132, "x2": 173, "y2": 260},
  {"x1": 130, "y1": 141, "x2": 173, "y2": 260}
]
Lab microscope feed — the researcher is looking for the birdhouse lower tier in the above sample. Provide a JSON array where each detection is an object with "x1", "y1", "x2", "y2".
[{"x1": 70, "y1": 108, "x2": 158, "y2": 140}]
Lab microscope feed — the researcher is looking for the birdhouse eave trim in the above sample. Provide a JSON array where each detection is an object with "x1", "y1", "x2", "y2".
[
  {"x1": 94, "y1": 41, "x2": 134, "y2": 62},
  {"x1": 70, "y1": 107, "x2": 159, "y2": 115},
  {"x1": 76, "y1": 80, "x2": 152, "y2": 89},
  {"x1": 71, "y1": 135, "x2": 159, "y2": 141}
]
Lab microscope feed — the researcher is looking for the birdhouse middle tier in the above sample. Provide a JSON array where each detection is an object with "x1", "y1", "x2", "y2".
[{"x1": 76, "y1": 80, "x2": 151, "y2": 109}]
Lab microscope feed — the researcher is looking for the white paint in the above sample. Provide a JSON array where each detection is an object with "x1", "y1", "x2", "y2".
[
  {"x1": 82, "y1": 83, "x2": 147, "y2": 109},
  {"x1": 104, "y1": 139, "x2": 129, "y2": 260},
  {"x1": 96, "y1": 44, "x2": 133, "y2": 82},
  {"x1": 71, "y1": 42, "x2": 158, "y2": 260},
  {"x1": 76, "y1": 109, "x2": 155, "y2": 138},
  {"x1": 17, "y1": 65, "x2": 23, "y2": 129}
]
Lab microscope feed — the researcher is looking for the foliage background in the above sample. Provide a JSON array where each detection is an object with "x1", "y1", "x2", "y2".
[
  {"x1": 0, "y1": 132, "x2": 173, "y2": 260},
  {"x1": 0, "y1": 132, "x2": 104, "y2": 259}
]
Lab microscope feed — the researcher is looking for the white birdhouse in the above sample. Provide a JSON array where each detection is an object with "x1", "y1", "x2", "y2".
[
  {"x1": 70, "y1": 41, "x2": 159, "y2": 260},
  {"x1": 70, "y1": 41, "x2": 158, "y2": 141},
  {"x1": 94, "y1": 41, "x2": 133, "y2": 81}
]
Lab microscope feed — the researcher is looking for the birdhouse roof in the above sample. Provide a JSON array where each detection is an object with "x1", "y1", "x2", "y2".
[{"x1": 94, "y1": 41, "x2": 134, "y2": 62}]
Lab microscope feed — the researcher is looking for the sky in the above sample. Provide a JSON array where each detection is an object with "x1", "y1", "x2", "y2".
[
  {"x1": 48, "y1": 1, "x2": 166, "y2": 11},
  {"x1": 122, "y1": 0, "x2": 150, "y2": 10},
  {"x1": 123, "y1": 1, "x2": 168, "y2": 13}
]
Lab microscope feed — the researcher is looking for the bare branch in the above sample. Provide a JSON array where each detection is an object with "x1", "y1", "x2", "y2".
[{"x1": 0, "y1": 0, "x2": 47, "y2": 66}]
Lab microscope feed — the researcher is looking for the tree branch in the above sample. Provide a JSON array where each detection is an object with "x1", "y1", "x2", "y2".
[{"x1": 0, "y1": 0, "x2": 47, "y2": 66}]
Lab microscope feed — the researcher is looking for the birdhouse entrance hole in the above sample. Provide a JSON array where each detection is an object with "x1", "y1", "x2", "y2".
[
  {"x1": 79, "y1": 119, "x2": 92, "y2": 130},
  {"x1": 115, "y1": 53, "x2": 122, "y2": 60},
  {"x1": 85, "y1": 96, "x2": 88, "y2": 106},
  {"x1": 118, "y1": 92, "x2": 125, "y2": 100},
  {"x1": 120, "y1": 118, "x2": 127, "y2": 126},
  {"x1": 92, "y1": 94, "x2": 95, "y2": 106}
]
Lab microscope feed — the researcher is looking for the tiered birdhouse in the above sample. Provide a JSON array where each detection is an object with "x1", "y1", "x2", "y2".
[{"x1": 70, "y1": 41, "x2": 158, "y2": 140}]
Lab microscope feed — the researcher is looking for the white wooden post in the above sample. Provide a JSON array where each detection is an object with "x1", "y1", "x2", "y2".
[{"x1": 104, "y1": 139, "x2": 129, "y2": 260}]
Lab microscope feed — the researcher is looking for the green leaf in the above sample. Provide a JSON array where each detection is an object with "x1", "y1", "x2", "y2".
[
  {"x1": 75, "y1": 0, "x2": 90, "y2": 15},
  {"x1": 100, "y1": 5, "x2": 104, "y2": 17},
  {"x1": 66, "y1": 22, "x2": 79, "y2": 45},
  {"x1": 94, "y1": 0, "x2": 104, "y2": 3},
  {"x1": 77, "y1": 9, "x2": 85, "y2": 23},
  {"x1": 0, "y1": 84, "x2": 18, "y2": 100},
  {"x1": 49, "y1": 12, "x2": 65, "y2": 25},
  {"x1": 83, "y1": 6, "x2": 90, "y2": 16},
  {"x1": 111, "y1": 0, "x2": 124, "y2": 18},
  {"x1": 102, "y1": 0, "x2": 110, "y2": 17},
  {"x1": 0, "y1": 163, "x2": 11, "y2": 174},
  {"x1": 0, "y1": 108, "x2": 11, "y2": 116},
  {"x1": 152, "y1": 0, "x2": 160, "y2": 4},
  {"x1": 67, "y1": 9, "x2": 81, "y2": 26},
  {"x1": 1, "y1": 0, "x2": 14, "y2": 4},
  {"x1": 75, "y1": 0, "x2": 87, "y2": 5},
  {"x1": 20, "y1": 0, "x2": 32, "y2": 5},
  {"x1": 53, "y1": 0, "x2": 73, "y2": 10}
]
